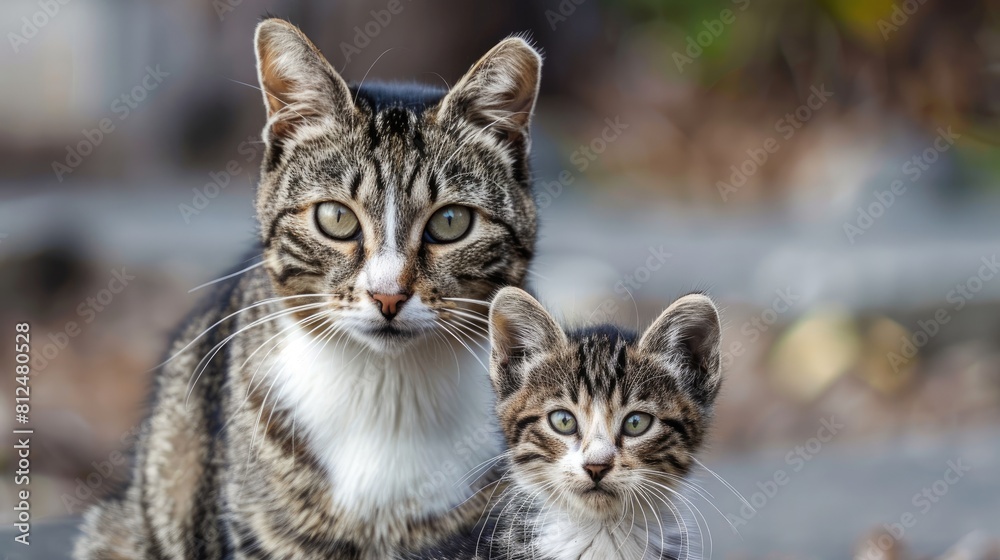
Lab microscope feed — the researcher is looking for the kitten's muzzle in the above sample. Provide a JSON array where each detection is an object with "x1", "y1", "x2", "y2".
[{"x1": 369, "y1": 292, "x2": 409, "y2": 321}]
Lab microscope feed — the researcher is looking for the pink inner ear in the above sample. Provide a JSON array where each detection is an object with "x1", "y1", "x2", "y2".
[{"x1": 260, "y1": 61, "x2": 290, "y2": 116}]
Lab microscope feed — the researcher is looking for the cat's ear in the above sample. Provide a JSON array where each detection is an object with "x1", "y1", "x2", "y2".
[
  {"x1": 436, "y1": 36, "x2": 542, "y2": 146},
  {"x1": 488, "y1": 287, "x2": 565, "y2": 397},
  {"x1": 638, "y1": 294, "x2": 722, "y2": 408},
  {"x1": 254, "y1": 19, "x2": 355, "y2": 141}
]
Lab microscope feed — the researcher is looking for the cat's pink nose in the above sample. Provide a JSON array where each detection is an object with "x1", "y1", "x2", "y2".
[
  {"x1": 370, "y1": 292, "x2": 409, "y2": 320},
  {"x1": 584, "y1": 463, "x2": 611, "y2": 483}
]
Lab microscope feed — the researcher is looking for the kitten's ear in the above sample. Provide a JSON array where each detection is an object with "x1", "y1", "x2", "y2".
[
  {"x1": 488, "y1": 287, "x2": 565, "y2": 397},
  {"x1": 254, "y1": 19, "x2": 354, "y2": 140},
  {"x1": 638, "y1": 294, "x2": 722, "y2": 408},
  {"x1": 436, "y1": 37, "x2": 542, "y2": 146}
]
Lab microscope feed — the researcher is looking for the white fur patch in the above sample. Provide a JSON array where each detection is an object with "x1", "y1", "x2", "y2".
[
  {"x1": 532, "y1": 503, "x2": 697, "y2": 560},
  {"x1": 534, "y1": 514, "x2": 658, "y2": 560},
  {"x1": 267, "y1": 317, "x2": 501, "y2": 524},
  {"x1": 358, "y1": 251, "x2": 404, "y2": 296}
]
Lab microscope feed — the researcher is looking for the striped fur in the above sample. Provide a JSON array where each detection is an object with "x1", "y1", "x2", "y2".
[
  {"x1": 431, "y1": 288, "x2": 722, "y2": 560},
  {"x1": 75, "y1": 18, "x2": 541, "y2": 560}
]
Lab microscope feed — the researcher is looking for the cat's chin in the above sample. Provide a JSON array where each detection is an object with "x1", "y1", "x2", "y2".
[{"x1": 348, "y1": 324, "x2": 428, "y2": 354}]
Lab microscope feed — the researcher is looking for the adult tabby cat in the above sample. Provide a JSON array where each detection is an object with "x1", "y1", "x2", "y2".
[
  {"x1": 415, "y1": 288, "x2": 722, "y2": 559},
  {"x1": 75, "y1": 18, "x2": 541, "y2": 560}
]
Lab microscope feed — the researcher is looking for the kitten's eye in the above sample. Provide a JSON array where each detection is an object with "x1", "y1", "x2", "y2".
[
  {"x1": 425, "y1": 205, "x2": 472, "y2": 243},
  {"x1": 316, "y1": 202, "x2": 360, "y2": 240},
  {"x1": 622, "y1": 412, "x2": 653, "y2": 437},
  {"x1": 548, "y1": 410, "x2": 577, "y2": 435}
]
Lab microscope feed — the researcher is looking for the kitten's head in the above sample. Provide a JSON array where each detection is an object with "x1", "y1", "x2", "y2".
[
  {"x1": 252, "y1": 19, "x2": 541, "y2": 352},
  {"x1": 488, "y1": 288, "x2": 722, "y2": 520}
]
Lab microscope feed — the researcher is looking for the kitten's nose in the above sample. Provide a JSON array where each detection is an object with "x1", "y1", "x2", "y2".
[
  {"x1": 370, "y1": 292, "x2": 409, "y2": 320},
  {"x1": 584, "y1": 463, "x2": 612, "y2": 483}
]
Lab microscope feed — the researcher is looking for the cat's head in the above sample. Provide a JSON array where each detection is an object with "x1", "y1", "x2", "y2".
[
  {"x1": 252, "y1": 19, "x2": 541, "y2": 352},
  {"x1": 488, "y1": 288, "x2": 722, "y2": 520}
]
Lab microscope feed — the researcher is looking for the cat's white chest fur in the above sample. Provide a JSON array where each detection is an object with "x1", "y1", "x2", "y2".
[{"x1": 267, "y1": 318, "x2": 500, "y2": 521}]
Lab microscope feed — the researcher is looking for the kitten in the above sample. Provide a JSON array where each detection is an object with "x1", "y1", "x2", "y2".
[
  {"x1": 442, "y1": 287, "x2": 723, "y2": 560},
  {"x1": 75, "y1": 18, "x2": 541, "y2": 560}
]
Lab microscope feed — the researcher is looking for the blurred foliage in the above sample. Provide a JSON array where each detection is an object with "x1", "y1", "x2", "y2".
[
  {"x1": 590, "y1": 0, "x2": 1000, "y2": 191},
  {"x1": 607, "y1": 0, "x2": 994, "y2": 108},
  {"x1": 607, "y1": 0, "x2": 900, "y2": 75}
]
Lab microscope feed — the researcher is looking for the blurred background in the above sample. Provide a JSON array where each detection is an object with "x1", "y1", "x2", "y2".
[{"x1": 1, "y1": 0, "x2": 999, "y2": 558}]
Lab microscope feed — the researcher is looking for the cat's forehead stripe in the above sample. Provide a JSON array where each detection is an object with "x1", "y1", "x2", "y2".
[
  {"x1": 348, "y1": 171, "x2": 362, "y2": 199},
  {"x1": 570, "y1": 332, "x2": 634, "y2": 404},
  {"x1": 403, "y1": 161, "x2": 421, "y2": 198}
]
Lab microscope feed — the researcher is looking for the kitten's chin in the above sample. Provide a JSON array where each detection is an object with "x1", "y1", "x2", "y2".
[{"x1": 561, "y1": 486, "x2": 622, "y2": 520}]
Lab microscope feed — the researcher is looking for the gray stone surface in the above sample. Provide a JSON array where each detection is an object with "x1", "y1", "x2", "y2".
[{"x1": 1, "y1": 431, "x2": 995, "y2": 559}]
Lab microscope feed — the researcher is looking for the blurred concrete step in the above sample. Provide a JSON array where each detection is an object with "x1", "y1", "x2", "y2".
[{"x1": 0, "y1": 516, "x2": 78, "y2": 559}]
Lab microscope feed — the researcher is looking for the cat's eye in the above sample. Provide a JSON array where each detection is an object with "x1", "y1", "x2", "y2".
[
  {"x1": 548, "y1": 410, "x2": 578, "y2": 435},
  {"x1": 622, "y1": 412, "x2": 653, "y2": 437},
  {"x1": 316, "y1": 202, "x2": 360, "y2": 240},
  {"x1": 425, "y1": 205, "x2": 472, "y2": 243}
]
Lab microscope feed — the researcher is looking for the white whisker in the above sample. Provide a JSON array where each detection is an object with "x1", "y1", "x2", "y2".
[
  {"x1": 445, "y1": 307, "x2": 490, "y2": 325},
  {"x1": 436, "y1": 320, "x2": 488, "y2": 371},
  {"x1": 351, "y1": 48, "x2": 394, "y2": 102},
  {"x1": 156, "y1": 293, "x2": 332, "y2": 370},
  {"x1": 188, "y1": 260, "x2": 265, "y2": 293},
  {"x1": 221, "y1": 311, "x2": 330, "y2": 436},
  {"x1": 185, "y1": 302, "x2": 328, "y2": 407},
  {"x1": 692, "y1": 457, "x2": 754, "y2": 513},
  {"x1": 224, "y1": 76, "x2": 308, "y2": 122},
  {"x1": 442, "y1": 296, "x2": 491, "y2": 306}
]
